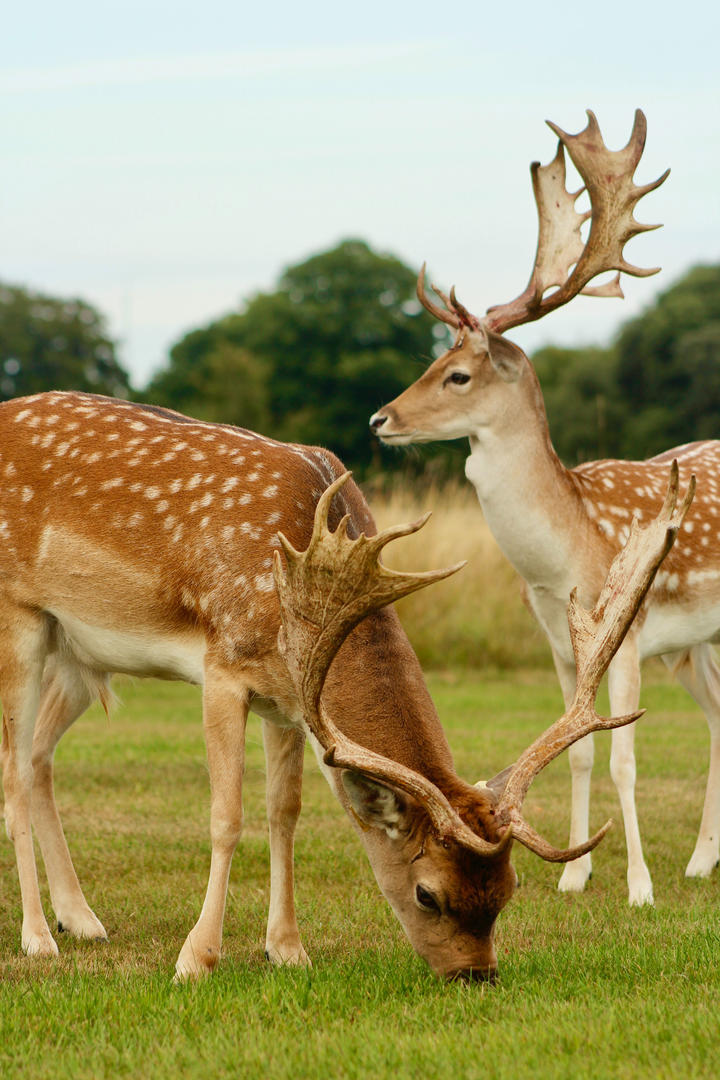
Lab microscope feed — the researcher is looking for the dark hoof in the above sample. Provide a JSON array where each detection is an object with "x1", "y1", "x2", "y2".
[{"x1": 57, "y1": 921, "x2": 66, "y2": 934}]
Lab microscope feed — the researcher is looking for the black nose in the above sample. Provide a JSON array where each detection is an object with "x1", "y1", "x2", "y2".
[{"x1": 369, "y1": 413, "x2": 387, "y2": 432}]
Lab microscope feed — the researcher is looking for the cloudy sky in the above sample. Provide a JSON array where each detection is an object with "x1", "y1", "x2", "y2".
[{"x1": 3, "y1": 1, "x2": 718, "y2": 388}]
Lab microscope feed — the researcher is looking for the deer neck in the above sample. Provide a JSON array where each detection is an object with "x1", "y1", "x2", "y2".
[
  {"x1": 464, "y1": 368, "x2": 581, "y2": 588},
  {"x1": 322, "y1": 608, "x2": 459, "y2": 792}
]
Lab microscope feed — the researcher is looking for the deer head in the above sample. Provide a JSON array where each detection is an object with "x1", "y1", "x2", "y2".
[
  {"x1": 273, "y1": 465, "x2": 692, "y2": 979},
  {"x1": 370, "y1": 110, "x2": 668, "y2": 445}
]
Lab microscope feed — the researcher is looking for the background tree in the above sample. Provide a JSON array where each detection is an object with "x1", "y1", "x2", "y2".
[
  {"x1": 614, "y1": 265, "x2": 720, "y2": 458},
  {"x1": 532, "y1": 344, "x2": 624, "y2": 464},
  {"x1": 0, "y1": 283, "x2": 129, "y2": 400},
  {"x1": 149, "y1": 240, "x2": 455, "y2": 474},
  {"x1": 531, "y1": 264, "x2": 720, "y2": 465}
]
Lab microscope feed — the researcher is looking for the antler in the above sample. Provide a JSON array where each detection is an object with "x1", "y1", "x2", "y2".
[
  {"x1": 417, "y1": 110, "x2": 669, "y2": 337},
  {"x1": 485, "y1": 109, "x2": 670, "y2": 334},
  {"x1": 273, "y1": 472, "x2": 512, "y2": 859},
  {"x1": 493, "y1": 462, "x2": 695, "y2": 860}
]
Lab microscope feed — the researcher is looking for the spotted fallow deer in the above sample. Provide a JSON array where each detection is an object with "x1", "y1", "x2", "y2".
[
  {"x1": 0, "y1": 391, "x2": 688, "y2": 978},
  {"x1": 370, "y1": 109, "x2": 718, "y2": 907}
]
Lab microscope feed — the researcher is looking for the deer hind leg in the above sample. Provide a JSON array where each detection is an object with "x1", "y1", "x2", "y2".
[
  {"x1": 31, "y1": 654, "x2": 109, "y2": 940},
  {"x1": 663, "y1": 644, "x2": 720, "y2": 878},
  {"x1": 554, "y1": 653, "x2": 596, "y2": 894},
  {"x1": 0, "y1": 608, "x2": 57, "y2": 956},
  {"x1": 262, "y1": 720, "x2": 309, "y2": 967},
  {"x1": 607, "y1": 643, "x2": 653, "y2": 906},
  {"x1": 175, "y1": 667, "x2": 249, "y2": 980}
]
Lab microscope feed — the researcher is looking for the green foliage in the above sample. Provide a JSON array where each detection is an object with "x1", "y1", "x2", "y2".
[
  {"x1": 533, "y1": 264, "x2": 720, "y2": 465},
  {"x1": 149, "y1": 240, "x2": 450, "y2": 474},
  {"x1": 615, "y1": 264, "x2": 720, "y2": 458},
  {"x1": 0, "y1": 283, "x2": 130, "y2": 401},
  {"x1": 532, "y1": 345, "x2": 625, "y2": 464}
]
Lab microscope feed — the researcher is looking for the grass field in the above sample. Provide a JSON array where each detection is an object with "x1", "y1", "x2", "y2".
[{"x1": 1, "y1": 670, "x2": 719, "y2": 1079}]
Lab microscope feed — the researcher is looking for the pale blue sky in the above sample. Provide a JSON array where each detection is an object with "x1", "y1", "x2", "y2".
[{"x1": 2, "y1": 1, "x2": 718, "y2": 386}]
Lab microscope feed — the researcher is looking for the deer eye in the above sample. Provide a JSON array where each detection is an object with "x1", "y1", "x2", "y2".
[
  {"x1": 415, "y1": 884, "x2": 441, "y2": 913},
  {"x1": 445, "y1": 371, "x2": 471, "y2": 386}
]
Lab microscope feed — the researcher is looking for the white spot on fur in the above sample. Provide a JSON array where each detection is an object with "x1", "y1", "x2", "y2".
[
  {"x1": 254, "y1": 573, "x2": 274, "y2": 592},
  {"x1": 21, "y1": 487, "x2": 34, "y2": 502},
  {"x1": 221, "y1": 477, "x2": 240, "y2": 493},
  {"x1": 262, "y1": 484, "x2": 279, "y2": 498}
]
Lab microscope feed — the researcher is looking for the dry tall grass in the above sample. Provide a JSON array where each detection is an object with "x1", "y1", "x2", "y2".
[{"x1": 364, "y1": 478, "x2": 549, "y2": 670}]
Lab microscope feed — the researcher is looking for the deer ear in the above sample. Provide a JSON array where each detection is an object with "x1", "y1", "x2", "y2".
[
  {"x1": 475, "y1": 764, "x2": 515, "y2": 803},
  {"x1": 485, "y1": 329, "x2": 526, "y2": 383},
  {"x1": 341, "y1": 772, "x2": 408, "y2": 837}
]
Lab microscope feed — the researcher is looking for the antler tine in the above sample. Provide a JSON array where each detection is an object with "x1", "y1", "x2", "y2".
[
  {"x1": 493, "y1": 463, "x2": 694, "y2": 860},
  {"x1": 416, "y1": 263, "x2": 460, "y2": 328},
  {"x1": 274, "y1": 472, "x2": 511, "y2": 859},
  {"x1": 486, "y1": 109, "x2": 669, "y2": 335},
  {"x1": 449, "y1": 287, "x2": 483, "y2": 331}
]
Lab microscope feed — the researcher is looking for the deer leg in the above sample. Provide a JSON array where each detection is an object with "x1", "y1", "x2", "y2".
[
  {"x1": 554, "y1": 653, "x2": 595, "y2": 894},
  {"x1": 175, "y1": 669, "x2": 249, "y2": 980},
  {"x1": 663, "y1": 645, "x2": 720, "y2": 878},
  {"x1": 607, "y1": 645, "x2": 653, "y2": 905},
  {"x1": 31, "y1": 658, "x2": 108, "y2": 940},
  {"x1": 261, "y1": 720, "x2": 309, "y2": 966},
  {"x1": 0, "y1": 610, "x2": 57, "y2": 956}
]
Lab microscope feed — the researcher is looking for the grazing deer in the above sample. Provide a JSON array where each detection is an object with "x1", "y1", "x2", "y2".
[
  {"x1": 369, "y1": 109, "x2": 713, "y2": 907},
  {"x1": 0, "y1": 391, "x2": 687, "y2": 978}
]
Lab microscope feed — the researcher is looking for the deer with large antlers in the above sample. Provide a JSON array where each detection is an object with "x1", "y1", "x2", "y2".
[
  {"x1": 0, "y1": 390, "x2": 688, "y2": 977},
  {"x1": 370, "y1": 109, "x2": 716, "y2": 906}
]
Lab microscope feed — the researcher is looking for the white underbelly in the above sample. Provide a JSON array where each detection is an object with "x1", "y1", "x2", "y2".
[
  {"x1": 50, "y1": 608, "x2": 207, "y2": 684},
  {"x1": 638, "y1": 603, "x2": 720, "y2": 658}
]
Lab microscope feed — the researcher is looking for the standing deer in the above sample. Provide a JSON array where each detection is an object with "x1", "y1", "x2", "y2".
[
  {"x1": 0, "y1": 391, "x2": 688, "y2": 977},
  {"x1": 370, "y1": 109, "x2": 713, "y2": 907}
]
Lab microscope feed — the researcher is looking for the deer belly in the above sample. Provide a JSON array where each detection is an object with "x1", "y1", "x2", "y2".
[
  {"x1": 49, "y1": 608, "x2": 207, "y2": 684},
  {"x1": 639, "y1": 602, "x2": 720, "y2": 659}
]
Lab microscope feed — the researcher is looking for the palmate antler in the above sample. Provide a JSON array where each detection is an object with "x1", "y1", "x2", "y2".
[
  {"x1": 273, "y1": 467, "x2": 693, "y2": 864},
  {"x1": 417, "y1": 109, "x2": 669, "y2": 335},
  {"x1": 273, "y1": 474, "x2": 511, "y2": 858}
]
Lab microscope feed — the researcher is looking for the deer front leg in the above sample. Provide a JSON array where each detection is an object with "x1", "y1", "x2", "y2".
[
  {"x1": 261, "y1": 720, "x2": 309, "y2": 966},
  {"x1": 31, "y1": 660, "x2": 108, "y2": 941},
  {"x1": 175, "y1": 668, "x2": 249, "y2": 980},
  {"x1": 607, "y1": 643, "x2": 653, "y2": 905},
  {"x1": 553, "y1": 653, "x2": 595, "y2": 894},
  {"x1": 0, "y1": 611, "x2": 57, "y2": 957}
]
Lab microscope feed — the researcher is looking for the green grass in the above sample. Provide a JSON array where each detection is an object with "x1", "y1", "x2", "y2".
[{"x1": 1, "y1": 670, "x2": 719, "y2": 1079}]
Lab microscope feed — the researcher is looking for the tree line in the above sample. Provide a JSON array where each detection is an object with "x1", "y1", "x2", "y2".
[{"x1": 1, "y1": 243, "x2": 719, "y2": 476}]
